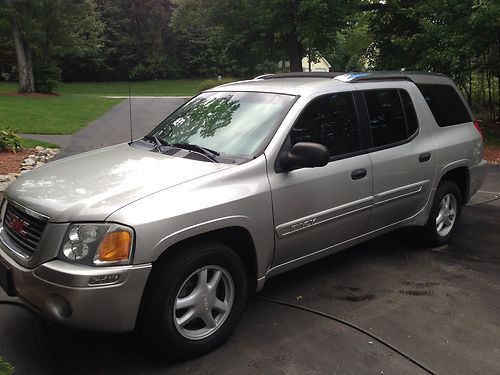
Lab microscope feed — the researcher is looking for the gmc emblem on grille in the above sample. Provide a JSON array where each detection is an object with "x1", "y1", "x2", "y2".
[{"x1": 9, "y1": 215, "x2": 27, "y2": 236}]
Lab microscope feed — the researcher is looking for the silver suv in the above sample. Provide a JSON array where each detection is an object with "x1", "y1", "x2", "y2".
[{"x1": 0, "y1": 72, "x2": 486, "y2": 358}]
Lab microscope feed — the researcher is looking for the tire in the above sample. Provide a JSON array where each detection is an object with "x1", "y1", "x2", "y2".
[
  {"x1": 420, "y1": 180, "x2": 462, "y2": 247},
  {"x1": 137, "y1": 240, "x2": 247, "y2": 359}
]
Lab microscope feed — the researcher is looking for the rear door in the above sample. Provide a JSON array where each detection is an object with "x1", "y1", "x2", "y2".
[
  {"x1": 267, "y1": 92, "x2": 373, "y2": 268},
  {"x1": 363, "y1": 86, "x2": 436, "y2": 231}
]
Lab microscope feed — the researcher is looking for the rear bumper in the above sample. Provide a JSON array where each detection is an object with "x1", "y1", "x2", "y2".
[
  {"x1": 0, "y1": 243, "x2": 151, "y2": 332},
  {"x1": 468, "y1": 159, "x2": 488, "y2": 202}
]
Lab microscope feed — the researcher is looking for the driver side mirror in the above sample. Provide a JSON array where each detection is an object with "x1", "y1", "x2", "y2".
[{"x1": 279, "y1": 142, "x2": 330, "y2": 171}]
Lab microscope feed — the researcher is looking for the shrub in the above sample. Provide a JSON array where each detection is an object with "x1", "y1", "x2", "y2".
[
  {"x1": 0, "y1": 127, "x2": 22, "y2": 152},
  {"x1": 34, "y1": 61, "x2": 62, "y2": 93},
  {"x1": 198, "y1": 77, "x2": 238, "y2": 92},
  {"x1": 0, "y1": 357, "x2": 14, "y2": 375}
]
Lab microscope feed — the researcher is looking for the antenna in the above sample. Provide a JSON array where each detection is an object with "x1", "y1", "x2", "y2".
[{"x1": 128, "y1": 76, "x2": 133, "y2": 143}]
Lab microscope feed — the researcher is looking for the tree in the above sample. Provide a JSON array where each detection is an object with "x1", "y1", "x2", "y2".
[
  {"x1": 363, "y1": 0, "x2": 499, "y2": 120},
  {"x1": 246, "y1": 0, "x2": 351, "y2": 72},
  {"x1": 171, "y1": 0, "x2": 351, "y2": 75},
  {"x1": 0, "y1": 0, "x2": 104, "y2": 93}
]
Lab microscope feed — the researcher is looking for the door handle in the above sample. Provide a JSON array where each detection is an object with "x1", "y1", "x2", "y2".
[
  {"x1": 419, "y1": 152, "x2": 431, "y2": 162},
  {"x1": 351, "y1": 168, "x2": 367, "y2": 180}
]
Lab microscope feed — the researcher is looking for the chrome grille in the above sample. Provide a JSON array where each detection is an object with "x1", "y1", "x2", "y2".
[{"x1": 2, "y1": 203, "x2": 48, "y2": 258}]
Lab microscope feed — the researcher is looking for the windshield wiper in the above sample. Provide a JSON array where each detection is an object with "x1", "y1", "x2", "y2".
[
  {"x1": 144, "y1": 135, "x2": 169, "y2": 153},
  {"x1": 173, "y1": 143, "x2": 220, "y2": 163}
]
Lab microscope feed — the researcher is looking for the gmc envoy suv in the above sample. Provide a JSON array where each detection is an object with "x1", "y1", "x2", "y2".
[{"x1": 0, "y1": 72, "x2": 486, "y2": 357}]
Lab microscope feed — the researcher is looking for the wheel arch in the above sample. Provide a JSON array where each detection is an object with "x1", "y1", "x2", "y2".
[
  {"x1": 152, "y1": 225, "x2": 259, "y2": 292},
  {"x1": 440, "y1": 166, "x2": 470, "y2": 205}
]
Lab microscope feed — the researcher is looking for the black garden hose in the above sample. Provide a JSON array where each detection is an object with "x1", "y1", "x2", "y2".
[{"x1": 253, "y1": 296, "x2": 438, "y2": 375}]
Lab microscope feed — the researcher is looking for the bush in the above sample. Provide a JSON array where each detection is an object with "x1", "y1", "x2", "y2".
[
  {"x1": 0, "y1": 357, "x2": 14, "y2": 375},
  {"x1": 34, "y1": 61, "x2": 62, "y2": 93},
  {"x1": 198, "y1": 77, "x2": 238, "y2": 92},
  {"x1": 0, "y1": 127, "x2": 22, "y2": 152}
]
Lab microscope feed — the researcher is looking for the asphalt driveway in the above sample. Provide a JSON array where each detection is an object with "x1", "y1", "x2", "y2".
[
  {"x1": 21, "y1": 97, "x2": 189, "y2": 158},
  {"x1": 2, "y1": 99, "x2": 500, "y2": 374}
]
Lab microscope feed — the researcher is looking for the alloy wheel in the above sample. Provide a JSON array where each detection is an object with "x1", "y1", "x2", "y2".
[
  {"x1": 173, "y1": 265, "x2": 234, "y2": 340},
  {"x1": 435, "y1": 193, "x2": 457, "y2": 237}
]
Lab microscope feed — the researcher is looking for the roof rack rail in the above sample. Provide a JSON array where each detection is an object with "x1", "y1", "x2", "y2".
[
  {"x1": 335, "y1": 72, "x2": 412, "y2": 83},
  {"x1": 334, "y1": 71, "x2": 446, "y2": 83},
  {"x1": 254, "y1": 72, "x2": 345, "y2": 80},
  {"x1": 253, "y1": 71, "x2": 448, "y2": 84}
]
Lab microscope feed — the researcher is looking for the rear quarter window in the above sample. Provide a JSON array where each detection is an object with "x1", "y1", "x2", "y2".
[{"x1": 416, "y1": 84, "x2": 471, "y2": 127}]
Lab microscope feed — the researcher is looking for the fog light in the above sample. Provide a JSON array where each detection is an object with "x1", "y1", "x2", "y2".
[{"x1": 89, "y1": 274, "x2": 121, "y2": 285}]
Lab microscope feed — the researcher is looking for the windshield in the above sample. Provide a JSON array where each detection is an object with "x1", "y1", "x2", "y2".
[{"x1": 148, "y1": 91, "x2": 296, "y2": 158}]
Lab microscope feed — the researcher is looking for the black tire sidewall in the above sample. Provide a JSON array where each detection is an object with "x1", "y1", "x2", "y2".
[{"x1": 140, "y1": 242, "x2": 247, "y2": 358}]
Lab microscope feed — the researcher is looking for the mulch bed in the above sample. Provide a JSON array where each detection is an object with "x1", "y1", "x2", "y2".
[
  {"x1": 0, "y1": 149, "x2": 32, "y2": 175},
  {"x1": 484, "y1": 147, "x2": 500, "y2": 165}
]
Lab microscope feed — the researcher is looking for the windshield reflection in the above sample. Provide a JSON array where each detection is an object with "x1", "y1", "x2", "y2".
[{"x1": 149, "y1": 91, "x2": 296, "y2": 158}]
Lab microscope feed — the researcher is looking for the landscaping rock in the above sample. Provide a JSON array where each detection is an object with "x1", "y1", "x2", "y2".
[
  {"x1": 1, "y1": 146, "x2": 60, "y2": 191},
  {"x1": 22, "y1": 158, "x2": 36, "y2": 166}
]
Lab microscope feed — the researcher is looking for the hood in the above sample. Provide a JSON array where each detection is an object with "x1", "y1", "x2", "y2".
[{"x1": 4, "y1": 143, "x2": 232, "y2": 222}]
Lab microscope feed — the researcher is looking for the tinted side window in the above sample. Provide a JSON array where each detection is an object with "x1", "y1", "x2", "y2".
[
  {"x1": 417, "y1": 84, "x2": 471, "y2": 127},
  {"x1": 400, "y1": 89, "x2": 418, "y2": 136},
  {"x1": 364, "y1": 90, "x2": 407, "y2": 147},
  {"x1": 291, "y1": 92, "x2": 361, "y2": 158}
]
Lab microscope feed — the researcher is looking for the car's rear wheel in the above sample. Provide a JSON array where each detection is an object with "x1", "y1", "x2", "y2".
[
  {"x1": 420, "y1": 180, "x2": 462, "y2": 246},
  {"x1": 138, "y1": 241, "x2": 247, "y2": 359}
]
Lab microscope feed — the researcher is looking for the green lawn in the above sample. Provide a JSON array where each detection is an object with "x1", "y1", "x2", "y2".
[
  {"x1": 0, "y1": 79, "x2": 201, "y2": 136},
  {"x1": 0, "y1": 94, "x2": 121, "y2": 134},
  {"x1": 0, "y1": 82, "x2": 16, "y2": 94},
  {"x1": 20, "y1": 137, "x2": 59, "y2": 149},
  {"x1": 57, "y1": 79, "x2": 202, "y2": 96}
]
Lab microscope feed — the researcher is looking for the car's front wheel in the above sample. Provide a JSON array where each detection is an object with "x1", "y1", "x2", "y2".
[{"x1": 138, "y1": 241, "x2": 247, "y2": 359}]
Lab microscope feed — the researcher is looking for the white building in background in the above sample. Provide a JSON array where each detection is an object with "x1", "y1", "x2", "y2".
[
  {"x1": 277, "y1": 55, "x2": 332, "y2": 72},
  {"x1": 301, "y1": 55, "x2": 331, "y2": 72}
]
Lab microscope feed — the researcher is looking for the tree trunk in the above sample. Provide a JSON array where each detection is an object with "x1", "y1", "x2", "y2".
[
  {"x1": 467, "y1": 58, "x2": 472, "y2": 106},
  {"x1": 307, "y1": 43, "x2": 312, "y2": 72},
  {"x1": 288, "y1": 35, "x2": 303, "y2": 72},
  {"x1": 11, "y1": 18, "x2": 34, "y2": 93},
  {"x1": 25, "y1": 45, "x2": 34, "y2": 90},
  {"x1": 485, "y1": 50, "x2": 493, "y2": 122},
  {"x1": 497, "y1": 73, "x2": 500, "y2": 120},
  {"x1": 497, "y1": 35, "x2": 500, "y2": 120}
]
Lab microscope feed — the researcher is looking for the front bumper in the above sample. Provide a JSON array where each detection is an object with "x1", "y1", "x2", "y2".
[{"x1": 0, "y1": 243, "x2": 151, "y2": 332}]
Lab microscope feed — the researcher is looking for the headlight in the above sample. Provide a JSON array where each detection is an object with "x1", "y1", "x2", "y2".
[{"x1": 60, "y1": 223, "x2": 134, "y2": 266}]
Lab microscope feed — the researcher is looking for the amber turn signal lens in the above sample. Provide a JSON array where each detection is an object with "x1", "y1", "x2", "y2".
[{"x1": 97, "y1": 231, "x2": 131, "y2": 262}]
